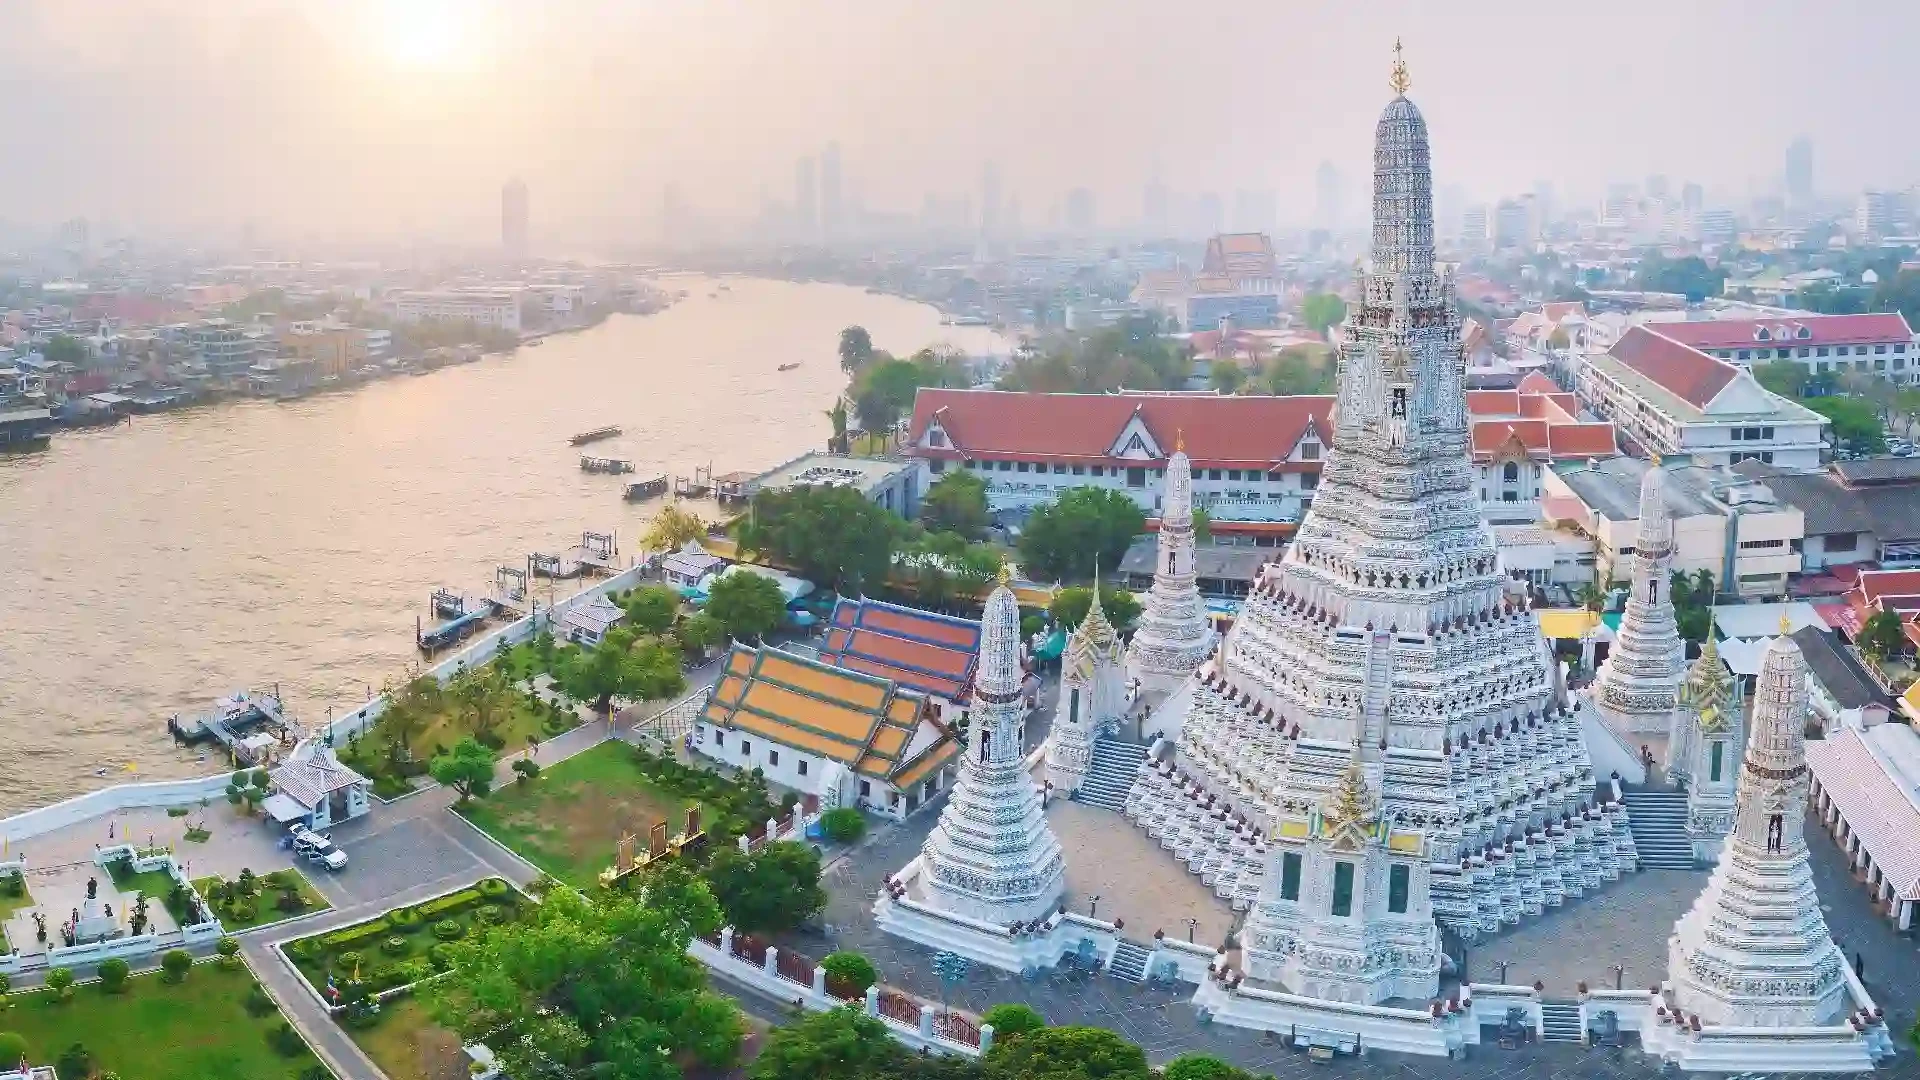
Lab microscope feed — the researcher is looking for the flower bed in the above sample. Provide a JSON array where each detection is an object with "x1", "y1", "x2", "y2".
[
  {"x1": 192, "y1": 868, "x2": 330, "y2": 931},
  {"x1": 285, "y1": 878, "x2": 519, "y2": 1002}
]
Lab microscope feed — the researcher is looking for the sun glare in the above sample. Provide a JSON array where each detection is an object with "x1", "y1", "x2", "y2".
[{"x1": 377, "y1": 0, "x2": 468, "y2": 71}]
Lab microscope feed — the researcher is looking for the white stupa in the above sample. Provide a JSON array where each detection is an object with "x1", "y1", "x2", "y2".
[
  {"x1": 919, "y1": 566, "x2": 1066, "y2": 925},
  {"x1": 1125, "y1": 436, "x2": 1217, "y2": 704},
  {"x1": 1044, "y1": 581, "x2": 1127, "y2": 794},
  {"x1": 1592, "y1": 462, "x2": 1685, "y2": 741},
  {"x1": 1665, "y1": 627, "x2": 1847, "y2": 1027}
]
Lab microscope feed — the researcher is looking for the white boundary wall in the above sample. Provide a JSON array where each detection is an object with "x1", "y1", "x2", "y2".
[{"x1": 0, "y1": 565, "x2": 645, "y2": 847}]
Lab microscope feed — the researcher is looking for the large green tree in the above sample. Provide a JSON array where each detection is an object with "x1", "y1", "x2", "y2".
[
  {"x1": 852, "y1": 358, "x2": 927, "y2": 433},
  {"x1": 1634, "y1": 254, "x2": 1726, "y2": 302},
  {"x1": 838, "y1": 325, "x2": 876, "y2": 374},
  {"x1": 1257, "y1": 347, "x2": 1335, "y2": 395},
  {"x1": 1207, "y1": 360, "x2": 1246, "y2": 394},
  {"x1": 1807, "y1": 396, "x2": 1887, "y2": 453},
  {"x1": 704, "y1": 571, "x2": 788, "y2": 642},
  {"x1": 982, "y1": 1025, "x2": 1149, "y2": 1080},
  {"x1": 1299, "y1": 293, "x2": 1347, "y2": 336},
  {"x1": 1047, "y1": 585, "x2": 1142, "y2": 631},
  {"x1": 1870, "y1": 269, "x2": 1920, "y2": 328},
  {"x1": 997, "y1": 315, "x2": 1186, "y2": 394},
  {"x1": 1753, "y1": 359, "x2": 1810, "y2": 400},
  {"x1": 430, "y1": 737, "x2": 497, "y2": 804},
  {"x1": 556, "y1": 629, "x2": 687, "y2": 716},
  {"x1": 1019, "y1": 486, "x2": 1145, "y2": 582},
  {"x1": 427, "y1": 866, "x2": 743, "y2": 1080},
  {"x1": 735, "y1": 485, "x2": 904, "y2": 595},
  {"x1": 624, "y1": 584, "x2": 684, "y2": 636},
  {"x1": 921, "y1": 471, "x2": 990, "y2": 537},
  {"x1": 1859, "y1": 610, "x2": 1908, "y2": 660},
  {"x1": 899, "y1": 529, "x2": 1001, "y2": 607},
  {"x1": 704, "y1": 841, "x2": 826, "y2": 934},
  {"x1": 750, "y1": 1006, "x2": 901, "y2": 1080},
  {"x1": 40, "y1": 334, "x2": 87, "y2": 368}
]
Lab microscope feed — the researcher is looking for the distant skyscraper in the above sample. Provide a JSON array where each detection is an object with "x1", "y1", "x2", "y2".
[
  {"x1": 1314, "y1": 161, "x2": 1341, "y2": 228},
  {"x1": 1460, "y1": 203, "x2": 1489, "y2": 246},
  {"x1": 1143, "y1": 178, "x2": 1170, "y2": 235},
  {"x1": 1493, "y1": 195, "x2": 1534, "y2": 249},
  {"x1": 981, "y1": 160, "x2": 1001, "y2": 239},
  {"x1": 1681, "y1": 182, "x2": 1705, "y2": 213},
  {"x1": 1064, "y1": 187, "x2": 1095, "y2": 235},
  {"x1": 1233, "y1": 189, "x2": 1278, "y2": 234},
  {"x1": 821, "y1": 142, "x2": 844, "y2": 238},
  {"x1": 1785, "y1": 136, "x2": 1814, "y2": 205},
  {"x1": 1645, "y1": 174, "x2": 1671, "y2": 202},
  {"x1": 795, "y1": 156, "x2": 817, "y2": 236},
  {"x1": 501, "y1": 178, "x2": 529, "y2": 256}
]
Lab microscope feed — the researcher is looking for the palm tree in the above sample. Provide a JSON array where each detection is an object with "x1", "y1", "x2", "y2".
[{"x1": 1575, "y1": 581, "x2": 1606, "y2": 613}]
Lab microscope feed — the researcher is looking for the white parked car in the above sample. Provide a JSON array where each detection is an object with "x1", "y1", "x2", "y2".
[{"x1": 292, "y1": 827, "x2": 348, "y2": 871}]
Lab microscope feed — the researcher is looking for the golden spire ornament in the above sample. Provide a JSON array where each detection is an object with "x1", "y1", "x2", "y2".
[
  {"x1": 997, "y1": 558, "x2": 1013, "y2": 587},
  {"x1": 1389, "y1": 37, "x2": 1411, "y2": 96}
]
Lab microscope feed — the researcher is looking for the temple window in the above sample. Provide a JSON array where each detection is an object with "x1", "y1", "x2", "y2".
[
  {"x1": 1331, "y1": 862, "x2": 1356, "y2": 916},
  {"x1": 1388, "y1": 864, "x2": 1410, "y2": 913},
  {"x1": 1280, "y1": 852, "x2": 1303, "y2": 901},
  {"x1": 1709, "y1": 740, "x2": 1723, "y2": 783},
  {"x1": 1069, "y1": 689, "x2": 1080, "y2": 727}
]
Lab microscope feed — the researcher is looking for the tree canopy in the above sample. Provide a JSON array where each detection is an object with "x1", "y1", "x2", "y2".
[
  {"x1": 1634, "y1": 254, "x2": 1726, "y2": 302},
  {"x1": 430, "y1": 737, "x2": 496, "y2": 803},
  {"x1": 703, "y1": 840, "x2": 826, "y2": 934},
  {"x1": 1255, "y1": 347, "x2": 1335, "y2": 395},
  {"x1": 642, "y1": 504, "x2": 708, "y2": 554},
  {"x1": 556, "y1": 629, "x2": 687, "y2": 715},
  {"x1": 1869, "y1": 269, "x2": 1920, "y2": 329},
  {"x1": 40, "y1": 334, "x2": 87, "y2": 368},
  {"x1": 704, "y1": 571, "x2": 788, "y2": 642},
  {"x1": 921, "y1": 470, "x2": 990, "y2": 537},
  {"x1": 1161, "y1": 1054, "x2": 1254, "y2": 1080},
  {"x1": 735, "y1": 485, "x2": 904, "y2": 596},
  {"x1": 982, "y1": 1025, "x2": 1149, "y2": 1080},
  {"x1": 1860, "y1": 610, "x2": 1908, "y2": 660},
  {"x1": 427, "y1": 866, "x2": 742, "y2": 1080},
  {"x1": 1207, "y1": 359, "x2": 1246, "y2": 394},
  {"x1": 1753, "y1": 358, "x2": 1810, "y2": 399},
  {"x1": 997, "y1": 315, "x2": 1187, "y2": 394},
  {"x1": 851, "y1": 348, "x2": 974, "y2": 434},
  {"x1": 897, "y1": 528, "x2": 1001, "y2": 608},
  {"x1": 1018, "y1": 486, "x2": 1146, "y2": 582},
  {"x1": 1806, "y1": 395, "x2": 1887, "y2": 453},
  {"x1": 979, "y1": 1003, "x2": 1047, "y2": 1040},
  {"x1": 1047, "y1": 585, "x2": 1142, "y2": 632},
  {"x1": 1300, "y1": 293, "x2": 1347, "y2": 336},
  {"x1": 624, "y1": 585, "x2": 684, "y2": 636},
  {"x1": 838, "y1": 325, "x2": 876, "y2": 374}
]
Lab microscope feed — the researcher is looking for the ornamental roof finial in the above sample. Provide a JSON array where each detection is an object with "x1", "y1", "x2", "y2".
[
  {"x1": 1780, "y1": 610, "x2": 1793, "y2": 636},
  {"x1": 1389, "y1": 37, "x2": 1410, "y2": 96},
  {"x1": 997, "y1": 559, "x2": 1013, "y2": 587},
  {"x1": 1175, "y1": 427, "x2": 1185, "y2": 453}
]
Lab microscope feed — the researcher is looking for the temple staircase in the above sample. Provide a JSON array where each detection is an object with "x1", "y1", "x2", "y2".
[
  {"x1": 1621, "y1": 788, "x2": 1695, "y2": 870},
  {"x1": 1074, "y1": 739, "x2": 1149, "y2": 813},
  {"x1": 1539, "y1": 1001, "x2": 1584, "y2": 1043},
  {"x1": 1106, "y1": 938, "x2": 1153, "y2": 984}
]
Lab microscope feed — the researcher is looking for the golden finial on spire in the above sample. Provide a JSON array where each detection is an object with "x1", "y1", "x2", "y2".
[
  {"x1": 1779, "y1": 610, "x2": 1793, "y2": 636},
  {"x1": 997, "y1": 559, "x2": 1013, "y2": 587},
  {"x1": 1389, "y1": 37, "x2": 1410, "y2": 96},
  {"x1": 1175, "y1": 427, "x2": 1185, "y2": 453}
]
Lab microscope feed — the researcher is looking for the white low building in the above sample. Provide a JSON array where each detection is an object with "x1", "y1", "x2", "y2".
[
  {"x1": 559, "y1": 595, "x2": 625, "y2": 648},
  {"x1": 1576, "y1": 326, "x2": 1827, "y2": 468},
  {"x1": 390, "y1": 289, "x2": 523, "y2": 333},
  {"x1": 265, "y1": 741, "x2": 372, "y2": 831},
  {"x1": 1807, "y1": 721, "x2": 1920, "y2": 929}
]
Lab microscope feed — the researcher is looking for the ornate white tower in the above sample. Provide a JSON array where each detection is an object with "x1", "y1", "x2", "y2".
[
  {"x1": 1045, "y1": 584, "x2": 1128, "y2": 793},
  {"x1": 1593, "y1": 463, "x2": 1685, "y2": 739},
  {"x1": 1666, "y1": 636, "x2": 1743, "y2": 861},
  {"x1": 921, "y1": 567, "x2": 1067, "y2": 925},
  {"x1": 1666, "y1": 629, "x2": 1847, "y2": 1027},
  {"x1": 1122, "y1": 45, "x2": 1636, "y2": 943},
  {"x1": 1126, "y1": 438, "x2": 1217, "y2": 703}
]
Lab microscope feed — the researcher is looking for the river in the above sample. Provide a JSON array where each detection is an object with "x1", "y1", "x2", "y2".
[{"x1": 0, "y1": 276, "x2": 1004, "y2": 812}]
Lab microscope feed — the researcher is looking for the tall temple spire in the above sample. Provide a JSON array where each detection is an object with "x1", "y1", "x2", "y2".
[
  {"x1": 921, "y1": 574, "x2": 1066, "y2": 924},
  {"x1": 1666, "y1": 632, "x2": 1847, "y2": 1025},
  {"x1": 1121, "y1": 60, "x2": 1632, "y2": 987},
  {"x1": 1126, "y1": 442, "x2": 1215, "y2": 703},
  {"x1": 1046, "y1": 573, "x2": 1128, "y2": 793},
  {"x1": 1593, "y1": 462, "x2": 1684, "y2": 738}
]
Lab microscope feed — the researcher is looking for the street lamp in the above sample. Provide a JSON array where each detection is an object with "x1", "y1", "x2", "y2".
[
  {"x1": 1611, "y1": 964, "x2": 1626, "y2": 991},
  {"x1": 1183, "y1": 917, "x2": 1200, "y2": 943},
  {"x1": 1088, "y1": 894, "x2": 1102, "y2": 918}
]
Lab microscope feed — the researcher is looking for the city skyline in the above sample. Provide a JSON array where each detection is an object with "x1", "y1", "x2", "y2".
[{"x1": 0, "y1": 0, "x2": 1916, "y2": 245}]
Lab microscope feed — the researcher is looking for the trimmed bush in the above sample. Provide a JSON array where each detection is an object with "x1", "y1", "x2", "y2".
[
  {"x1": 819, "y1": 807, "x2": 867, "y2": 844},
  {"x1": 427, "y1": 942, "x2": 458, "y2": 971},
  {"x1": 229, "y1": 901, "x2": 257, "y2": 923},
  {"x1": 981, "y1": 1002, "x2": 1047, "y2": 1039},
  {"x1": 267, "y1": 1020, "x2": 306, "y2": 1057},
  {"x1": 321, "y1": 917, "x2": 391, "y2": 950},
  {"x1": 473, "y1": 904, "x2": 507, "y2": 925},
  {"x1": 44, "y1": 967, "x2": 74, "y2": 1001},
  {"x1": 475, "y1": 877, "x2": 511, "y2": 899},
  {"x1": 388, "y1": 907, "x2": 423, "y2": 930},
  {"x1": 821, "y1": 951, "x2": 877, "y2": 996},
  {"x1": 244, "y1": 982, "x2": 277, "y2": 1017},
  {"x1": 97, "y1": 957, "x2": 130, "y2": 993},
  {"x1": 432, "y1": 919, "x2": 465, "y2": 941},
  {"x1": 161, "y1": 949, "x2": 193, "y2": 983},
  {"x1": 416, "y1": 889, "x2": 483, "y2": 918},
  {"x1": 380, "y1": 935, "x2": 410, "y2": 956},
  {"x1": 56, "y1": 1044, "x2": 93, "y2": 1080},
  {"x1": 0, "y1": 1035, "x2": 24, "y2": 1068}
]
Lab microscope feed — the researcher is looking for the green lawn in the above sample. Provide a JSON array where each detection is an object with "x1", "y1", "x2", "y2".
[
  {"x1": 0, "y1": 962, "x2": 326, "y2": 1080},
  {"x1": 457, "y1": 741, "x2": 705, "y2": 889},
  {"x1": 0, "y1": 875, "x2": 34, "y2": 922},
  {"x1": 340, "y1": 682, "x2": 581, "y2": 800},
  {"x1": 105, "y1": 862, "x2": 179, "y2": 907},
  {"x1": 347, "y1": 994, "x2": 470, "y2": 1080},
  {"x1": 193, "y1": 869, "x2": 331, "y2": 931}
]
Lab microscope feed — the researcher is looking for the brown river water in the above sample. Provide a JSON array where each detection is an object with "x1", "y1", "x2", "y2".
[{"x1": 0, "y1": 276, "x2": 1003, "y2": 812}]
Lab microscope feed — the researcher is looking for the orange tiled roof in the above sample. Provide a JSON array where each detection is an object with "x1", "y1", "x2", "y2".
[
  {"x1": 1517, "y1": 371, "x2": 1562, "y2": 394},
  {"x1": 1609, "y1": 325, "x2": 1738, "y2": 408},
  {"x1": 821, "y1": 597, "x2": 981, "y2": 702}
]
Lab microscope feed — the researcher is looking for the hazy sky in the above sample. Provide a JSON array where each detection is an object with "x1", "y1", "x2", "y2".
[{"x1": 4, "y1": 0, "x2": 1917, "y2": 243}]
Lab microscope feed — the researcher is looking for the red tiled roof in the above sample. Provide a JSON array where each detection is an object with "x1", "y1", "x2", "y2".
[
  {"x1": 1466, "y1": 390, "x2": 1520, "y2": 415},
  {"x1": 1855, "y1": 569, "x2": 1920, "y2": 607},
  {"x1": 1472, "y1": 420, "x2": 1550, "y2": 460},
  {"x1": 1540, "y1": 301, "x2": 1586, "y2": 324},
  {"x1": 1546, "y1": 423, "x2": 1619, "y2": 458},
  {"x1": 1609, "y1": 326, "x2": 1738, "y2": 408},
  {"x1": 1517, "y1": 371, "x2": 1562, "y2": 394},
  {"x1": 1648, "y1": 312, "x2": 1914, "y2": 352},
  {"x1": 910, "y1": 389, "x2": 1332, "y2": 468}
]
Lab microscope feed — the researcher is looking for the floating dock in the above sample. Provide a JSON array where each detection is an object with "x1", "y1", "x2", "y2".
[
  {"x1": 166, "y1": 689, "x2": 297, "y2": 765},
  {"x1": 581, "y1": 456, "x2": 635, "y2": 475},
  {"x1": 675, "y1": 464, "x2": 713, "y2": 497},
  {"x1": 531, "y1": 530, "x2": 620, "y2": 579},
  {"x1": 418, "y1": 606, "x2": 495, "y2": 652}
]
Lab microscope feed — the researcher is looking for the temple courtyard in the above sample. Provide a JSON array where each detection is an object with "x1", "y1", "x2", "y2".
[{"x1": 784, "y1": 788, "x2": 1920, "y2": 1079}]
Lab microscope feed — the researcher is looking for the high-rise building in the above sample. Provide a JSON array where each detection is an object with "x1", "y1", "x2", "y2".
[
  {"x1": 980, "y1": 160, "x2": 1001, "y2": 239},
  {"x1": 1493, "y1": 195, "x2": 1534, "y2": 249},
  {"x1": 820, "y1": 142, "x2": 844, "y2": 238},
  {"x1": 1315, "y1": 160, "x2": 1341, "y2": 229},
  {"x1": 1460, "y1": 203, "x2": 1489, "y2": 245},
  {"x1": 794, "y1": 156, "x2": 817, "y2": 236},
  {"x1": 1645, "y1": 174, "x2": 1671, "y2": 202},
  {"x1": 1064, "y1": 187, "x2": 1095, "y2": 235},
  {"x1": 1786, "y1": 136, "x2": 1814, "y2": 205},
  {"x1": 1143, "y1": 178, "x2": 1170, "y2": 236},
  {"x1": 1681, "y1": 181, "x2": 1705, "y2": 213},
  {"x1": 501, "y1": 178, "x2": 529, "y2": 257},
  {"x1": 1857, "y1": 189, "x2": 1911, "y2": 239}
]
